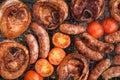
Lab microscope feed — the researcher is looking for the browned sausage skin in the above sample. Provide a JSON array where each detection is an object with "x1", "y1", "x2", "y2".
[
  {"x1": 81, "y1": 33, "x2": 114, "y2": 53},
  {"x1": 25, "y1": 34, "x2": 39, "y2": 64},
  {"x1": 31, "y1": 22, "x2": 50, "y2": 58},
  {"x1": 59, "y1": 24, "x2": 86, "y2": 35},
  {"x1": 88, "y1": 59, "x2": 111, "y2": 80},
  {"x1": 0, "y1": 40, "x2": 29, "y2": 79},
  {"x1": 74, "y1": 37, "x2": 103, "y2": 61},
  {"x1": 57, "y1": 53, "x2": 89, "y2": 80},
  {"x1": 115, "y1": 43, "x2": 120, "y2": 54},
  {"x1": 105, "y1": 31, "x2": 120, "y2": 43},
  {"x1": 102, "y1": 66, "x2": 120, "y2": 80},
  {"x1": 112, "y1": 55, "x2": 120, "y2": 65}
]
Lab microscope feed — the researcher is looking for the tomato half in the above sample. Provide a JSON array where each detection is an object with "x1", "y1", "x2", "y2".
[
  {"x1": 52, "y1": 32, "x2": 71, "y2": 48},
  {"x1": 35, "y1": 59, "x2": 54, "y2": 77},
  {"x1": 48, "y1": 47, "x2": 66, "y2": 65}
]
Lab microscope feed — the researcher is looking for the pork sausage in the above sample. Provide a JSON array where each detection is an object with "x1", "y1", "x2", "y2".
[
  {"x1": 102, "y1": 66, "x2": 120, "y2": 80},
  {"x1": 74, "y1": 37, "x2": 103, "y2": 61},
  {"x1": 25, "y1": 34, "x2": 39, "y2": 64},
  {"x1": 0, "y1": 0, "x2": 31, "y2": 38},
  {"x1": 31, "y1": 22, "x2": 50, "y2": 58},
  {"x1": 112, "y1": 55, "x2": 120, "y2": 65},
  {"x1": 59, "y1": 24, "x2": 86, "y2": 35},
  {"x1": 115, "y1": 43, "x2": 120, "y2": 54},
  {"x1": 88, "y1": 59, "x2": 111, "y2": 80},
  {"x1": 81, "y1": 33, "x2": 114, "y2": 53},
  {"x1": 105, "y1": 31, "x2": 120, "y2": 43}
]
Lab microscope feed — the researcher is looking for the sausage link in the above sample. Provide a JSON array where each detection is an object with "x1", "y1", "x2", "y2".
[
  {"x1": 59, "y1": 24, "x2": 86, "y2": 35},
  {"x1": 115, "y1": 43, "x2": 120, "y2": 54},
  {"x1": 88, "y1": 59, "x2": 111, "y2": 80},
  {"x1": 112, "y1": 55, "x2": 120, "y2": 65},
  {"x1": 25, "y1": 34, "x2": 39, "y2": 64},
  {"x1": 81, "y1": 33, "x2": 114, "y2": 53},
  {"x1": 105, "y1": 31, "x2": 120, "y2": 43},
  {"x1": 102, "y1": 66, "x2": 120, "y2": 80},
  {"x1": 31, "y1": 22, "x2": 50, "y2": 58},
  {"x1": 74, "y1": 37, "x2": 103, "y2": 61}
]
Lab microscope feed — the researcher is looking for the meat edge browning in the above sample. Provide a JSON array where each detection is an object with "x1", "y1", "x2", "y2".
[
  {"x1": 37, "y1": 0, "x2": 68, "y2": 22},
  {"x1": 57, "y1": 53, "x2": 89, "y2": 80},
  {"x1": 109, "y1": 0, "x2": 120, "y2": 21},
  {"x1": 0, "y1": 0, "x2": 31, "y2": 38},
  {"x1": 96, "y1": 0, "x2": 105, "y2": 19},
  {"x1": 33, "y1": 0, "x2": 68, "y2": 30},
  {"x1": 0, "y1": 40, "x2": 29, "y2": 79},
  {"x1": 70, "y1": 0, "x2": 105, "y2": 22}
]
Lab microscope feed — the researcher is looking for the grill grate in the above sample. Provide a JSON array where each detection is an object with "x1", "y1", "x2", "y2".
[{"x1": 0, "y1": 0, "x2": 119, "y2": 80}]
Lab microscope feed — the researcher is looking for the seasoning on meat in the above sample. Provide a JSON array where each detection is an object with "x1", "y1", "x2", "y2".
[
  {"x1": 60, "y1": 24, "x2": 86, "y2": 35},
  {"x1": 81, "y1": 33, "x2": 114, "y2": 53},
  {"x1": 105, "y1": 31, "x2": 120, "y2": 43},
  {"x1": 102, "y1": 66, "x2": 120, "y2": 80},
  {"x1": 74, "y1": 37, "x2": 103, "y2": 61},
  {"x1": 88, "y1": 59, "x2": 111, "y2": 80},
  {"x1": 31, "y1": 22, "x2": 50, "y2": 58},
  {"x1": 57, "y1": 53, "x2": 89, "y2": 80}
]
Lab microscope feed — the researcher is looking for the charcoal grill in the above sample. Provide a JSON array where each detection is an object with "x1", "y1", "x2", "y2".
[{"x1": 0, "y1": 0, "x2": 119, "y2": 80}]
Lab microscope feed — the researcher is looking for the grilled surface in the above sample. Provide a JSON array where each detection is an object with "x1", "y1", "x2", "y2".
[{"x1": 0, "y1": 0, "x2": 119, "y2": 80}]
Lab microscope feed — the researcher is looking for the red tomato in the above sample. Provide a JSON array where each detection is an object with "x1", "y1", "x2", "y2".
[
  {"x1": 24, "y1": 70, "x2": 43, "y2": 80},
  {"x1": 87, "y1": 21, "x2": 104, "y2": 38},
  {"x1": 102, "y1": 18, "x2": 118, "y2": 34}
]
